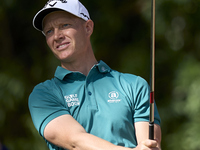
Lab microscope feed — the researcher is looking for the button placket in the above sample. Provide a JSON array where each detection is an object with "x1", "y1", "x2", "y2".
[
  {"x1": 85, "y1": 68, "x2": 98, "y2": 109},
  {"x1": 86, "y1": 79, "x2": 92, "y2": 96},
  {"x1": 88, "y1": 91, "x2": 92, "y2": 96}
]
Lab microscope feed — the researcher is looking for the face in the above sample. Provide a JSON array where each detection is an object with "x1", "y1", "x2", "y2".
[{"x1": 43, "y1": 11, "x2": 93, "y2": 64}]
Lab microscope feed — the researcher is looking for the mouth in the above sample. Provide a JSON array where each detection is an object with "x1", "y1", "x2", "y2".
[{"x1": 56, "y1": 42, "x2": 70, "y2": 50}]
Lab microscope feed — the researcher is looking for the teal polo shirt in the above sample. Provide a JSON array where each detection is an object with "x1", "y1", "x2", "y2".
[{"x1": 29, "y1": 60, "x2": 161, "y2": 150}]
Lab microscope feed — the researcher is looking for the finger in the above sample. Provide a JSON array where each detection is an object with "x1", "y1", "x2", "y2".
[{"x1": 144, "y1": 140, "x2": 158, "y2": 148}]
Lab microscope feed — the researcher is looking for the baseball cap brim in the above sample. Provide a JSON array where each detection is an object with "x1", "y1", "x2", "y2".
[{"x1": 33, "y1": 8, "x2": 63, "y2": 31}]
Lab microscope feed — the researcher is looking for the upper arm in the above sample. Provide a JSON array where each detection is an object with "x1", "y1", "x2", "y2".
[
  {"x1": 28, "y1": 82, "x2": 70, "y2": 136},
  {"x1": 133, "y1": 77, "x2": 161, "y2": 144},
  {"x1": 44, "y1": 114, "x2": 87, "y2": 149},
  {"x1": 134, "y1": 122, "x2": 161, "y2": 147},
  {"x1": 133, "y1": 77, "x2": 160, "y2": 125}
]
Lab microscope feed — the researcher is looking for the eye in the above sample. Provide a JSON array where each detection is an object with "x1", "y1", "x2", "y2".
[
  {"x1": 43, "y1": 28, "x2": 54, "y2": 36},
  {"x1": 64, "y1": 24, "x2": 69, "y2": 27},
  {"x1": 61, "y1": 24, "x2": 69, "y2": 29},
  {"x1": 45, "y1": 29, "x2": 53, "y2": 36}
]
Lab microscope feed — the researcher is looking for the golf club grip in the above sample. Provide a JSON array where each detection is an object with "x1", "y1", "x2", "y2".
[{"x1": 149, "y1": 122, "x2": 154, "y2": 140}]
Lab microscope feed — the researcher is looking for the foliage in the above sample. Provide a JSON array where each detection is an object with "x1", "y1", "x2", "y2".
[{"x1": 0, "y1": 0, "x2": 200, "y2": 149}]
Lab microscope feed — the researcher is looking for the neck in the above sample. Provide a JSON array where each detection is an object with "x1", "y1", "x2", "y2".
[
  {"x1": 61, "y1": 47, "x2": 98, "y2": 76},
  {"x1": 61, "y1": 59, "x2": 98, "y2": 76}
]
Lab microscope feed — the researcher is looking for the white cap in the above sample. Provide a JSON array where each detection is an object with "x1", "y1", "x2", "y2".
[{"x1": 33, "y1": 0, "x2": 90, "y2": 31}]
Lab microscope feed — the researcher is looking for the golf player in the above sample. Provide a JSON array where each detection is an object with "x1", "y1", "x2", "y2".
[{"x1": 28, "y1": 0, "x2": 162, "y2": 149}]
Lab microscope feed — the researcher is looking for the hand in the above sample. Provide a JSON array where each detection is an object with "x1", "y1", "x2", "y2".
[{"x1": 134, "y1": 139, "x2": 160, "y2": 150}]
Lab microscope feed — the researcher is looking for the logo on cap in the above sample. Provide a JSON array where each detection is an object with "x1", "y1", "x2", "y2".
[
  {"x1": 80, "y1": 13, "x2": 90, "y2": 20},
  {"x1": 44, "y1": 0, "x2": 67, "y2": 8}
]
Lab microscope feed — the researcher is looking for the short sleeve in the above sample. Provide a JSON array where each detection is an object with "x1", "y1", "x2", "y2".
[
  {"x1": 28, "y1": 80, "x2": 70, "y2": 136},
  {"x1": 133, "y1": 77, "x2": 161, "y2": 125}
]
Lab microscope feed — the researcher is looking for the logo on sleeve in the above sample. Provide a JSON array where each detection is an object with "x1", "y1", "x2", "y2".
[
  {"x1": 108, "y1": 91, "x2": 121, "y2": 103},
  {"x1": 64, "y1": 94, "x2": 80, "y2": 107}
]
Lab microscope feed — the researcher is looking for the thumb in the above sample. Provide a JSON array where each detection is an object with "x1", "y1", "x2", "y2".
[{"x1": 143, "y1": 139, "x2": 158, "y2": 148}]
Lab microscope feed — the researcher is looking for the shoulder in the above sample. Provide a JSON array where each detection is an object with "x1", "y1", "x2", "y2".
[
  {"x1": 31, "y1": 79, "x2": 56, "y2": 94},
  {"x1": 110, "y1": 70, "x2": 149, "y2": 88},
  {"x1": 28, "y1": 78, "x2": 62, "y2": 105},
  {"x1": 33, "y1": 76, "x2": 63, "y2": 91}
]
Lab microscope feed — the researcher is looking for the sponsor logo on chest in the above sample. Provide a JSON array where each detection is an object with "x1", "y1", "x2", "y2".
[
  {"x1": 108, "y1": 91, "x2": 121, "y2": 103},
  {"x1": 64, "y1": 91, "x2": 121, "y2": 107},
  {"x1": 64, "y1": 94, "x2": 80, "y2": 107}
]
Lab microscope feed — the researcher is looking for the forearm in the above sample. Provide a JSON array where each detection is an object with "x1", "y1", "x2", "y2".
[
  {"x1": 44, "y1": 115, "x2": 133, "y2": 150},
  {"x1": 46, "y1": 131, "x2": 133, "y2": 150},
  {"x1": 134, "y1": 122, "x2": 161, "y2": 150},
  {"x1": 66, "y1": 132, "x2": 132, "y2": 150}
]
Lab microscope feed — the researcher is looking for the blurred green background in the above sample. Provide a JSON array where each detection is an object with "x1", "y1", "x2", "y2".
[{"x1": 0, "y1": 0, "x2": 200, "y2": 149}]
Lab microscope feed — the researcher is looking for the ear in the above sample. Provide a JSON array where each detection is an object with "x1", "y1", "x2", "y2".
[{"x1": 85, "y1": 20, "x2": 94, "y2": 37}]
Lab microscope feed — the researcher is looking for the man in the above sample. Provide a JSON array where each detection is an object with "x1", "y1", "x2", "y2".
[{"x1": 29, "y1": 0, "x2": 161, "y2": 150}]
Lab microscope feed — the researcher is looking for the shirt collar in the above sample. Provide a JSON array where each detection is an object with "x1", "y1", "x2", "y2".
[
  {"x1": 96, "y1": 60, "x2": 111, "y2": 73},
  {"x1": 54, "y1": 66, "x2": 72, "y2": 80},
  {"x1": 54, "y1": 60, "x2": 111, "y2": 80}
]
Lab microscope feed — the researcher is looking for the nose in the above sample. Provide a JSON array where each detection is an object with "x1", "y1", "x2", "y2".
[{"x1": 53, "y1": 28, "x2": 64, "y2": 41}]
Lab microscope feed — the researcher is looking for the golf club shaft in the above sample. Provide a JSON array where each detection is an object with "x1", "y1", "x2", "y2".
[{"x1": 149, "y1": 0, "x2": 155, "y2": 140}]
